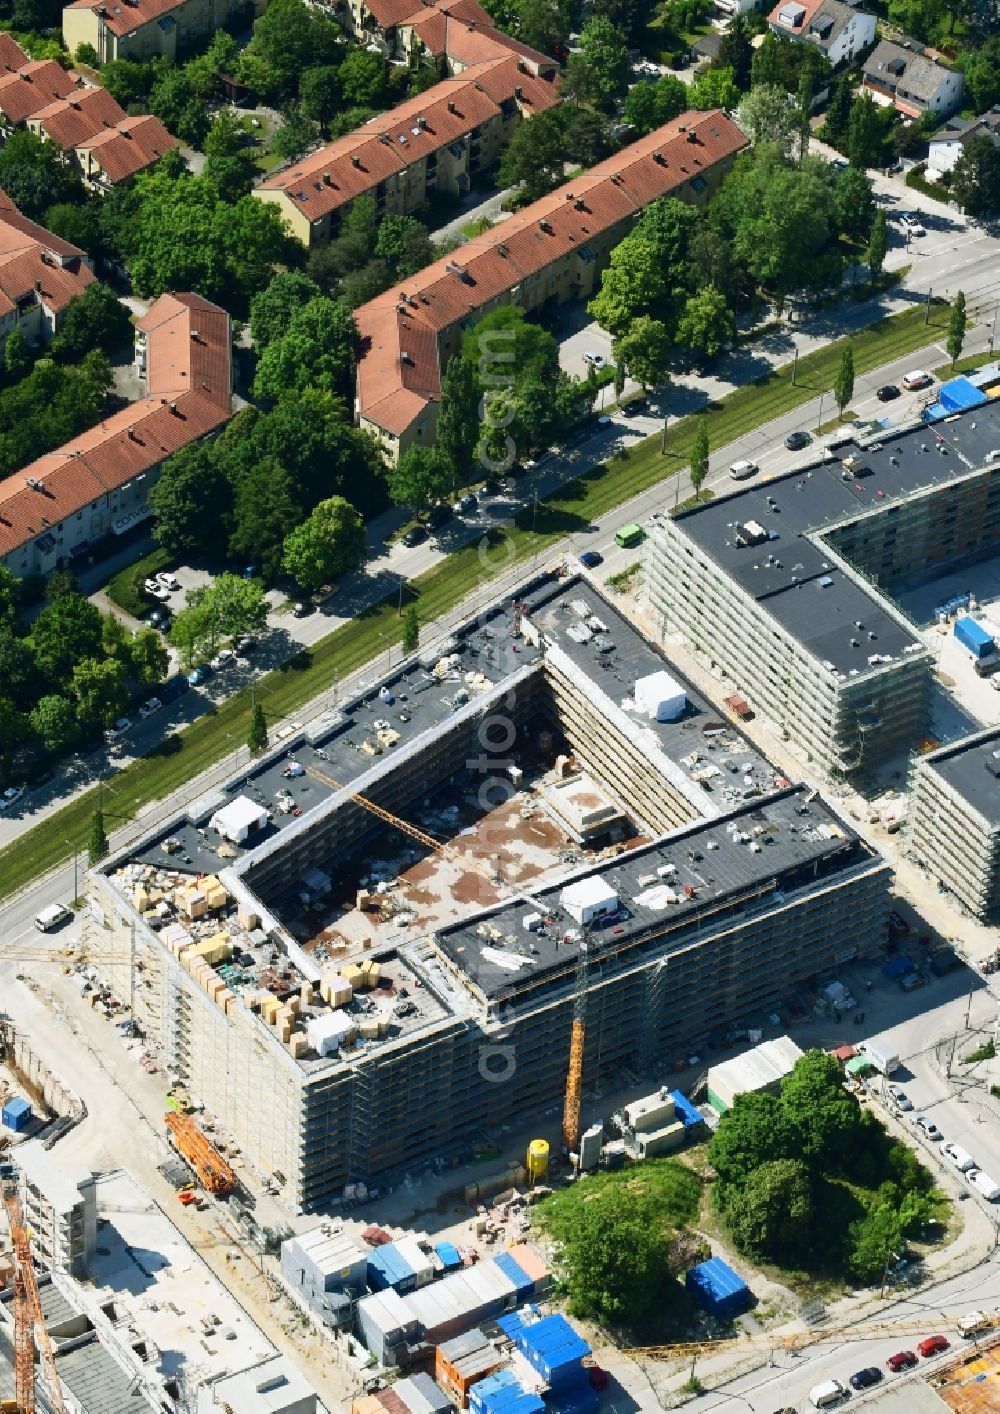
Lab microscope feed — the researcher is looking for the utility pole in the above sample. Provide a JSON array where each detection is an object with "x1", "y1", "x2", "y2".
[
  {"x1": 924, "y1": 287, "x2": 933, "y2": 325},
  {"x1": 965, "y1": 979, "x2": 975, "y2": 1029},
  {"x1": 660, "y1": 416, "x2": 668, "y2": 455},
  {"x1": 791, "y1": 345, "x2": 798, "y2": 386},
  {"x1": 815, "y1": 389, "x2": 826, "y2": 434}
]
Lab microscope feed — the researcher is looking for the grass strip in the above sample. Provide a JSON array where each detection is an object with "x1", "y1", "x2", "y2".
[{"x1": 0, "y1": 300, "x2": 949, "y2": 903}]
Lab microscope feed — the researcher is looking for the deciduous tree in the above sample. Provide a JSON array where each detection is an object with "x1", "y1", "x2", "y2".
[
  {"x1": 282, "y1": 496, "x2": 366, "y2": 590},
  {"x1": 867, "y1": 206, "x2": 888, "y2": 278},
  {"x1": 614, "y1": 316, "x2": 670, "y2": 391},
  {"x1": 29, "y1": 694, "x2": 79, "y2": 755},
  {"x1": 689, "y1": 66, "x2": 740, "y2": 112},
  {"x1": 436, "y1": 354, "x2": 479, "y2": 487},
  {"x1": 250, "y1": 271, "x2": 322, "y2": 353},
  {"x1": 51, "y1": 282, "x2": 132, "y2": 362},
  {"x1": 149, "y1": 444, "x2": 233, "y2": 559},
  {"x1": 402, "y1": 603, "x2": 419, "y2": 654},
  {"x1": 723, "y1": 1159, "x2": 815, "y2": 1265},
  {"x1": 387, "y1": 445, "x2": 452, "y2": 509},
  {"x1": 128, "y1": 627, "x2": 169, "y2": 685},
  {"x1": 736, "y1": 84, "x2": 798, "y2": 154},
  {"x1": 252, "y1": 297, "x2": 358, "y2": 402},
  {"x1": 228, "y1": 458, "x2": 302, "y2": 582},
  {"x1": 676, "y1": 285, "x2": 735, "y2": 361},
  {"x1": 32, "y1": 592, "x2": 103, "y2": 684},
  {"x1": 71, "y1": 656, "x2": 128, "y2": 728},
  {"x1": 951, "y1": 134, "x2": 1000, "y2": 217}
]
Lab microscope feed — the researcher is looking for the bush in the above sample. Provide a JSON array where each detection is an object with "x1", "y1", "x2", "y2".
[{"x1": 105, "y1": 547, "x2": 172, "y2": 618}]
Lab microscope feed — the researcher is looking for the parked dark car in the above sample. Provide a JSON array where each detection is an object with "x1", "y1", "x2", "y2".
[
  {"x1": 579, "y1": 551, "x2": 603, "y2": 569},
  {"x1": 850, "y1": 1367, "x2": 883, "y2": 1390},
  {"x1": 402, "y1": 524, "x2": 428, "y2": 547},
  {"x1": 877, "y1": 384, "x2": 901, "y2": 401},
  {"x1": 427, "y1": 503, "x2": 452, "y2": 529},
  {"x1": 887, "y1": 1351, "x2": 917, "y2": 1373},
  {"x1": 785, "y1": 430, "x2": 811, "y2": 450}
]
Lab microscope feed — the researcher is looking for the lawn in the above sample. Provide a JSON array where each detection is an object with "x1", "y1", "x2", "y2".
[
  {"x1": 0, "y1": 300, "x2": 951, "y2": 905},
  {"x1": 535, "y1": 1156, "x2": 703, "y2": 1241},
  {"x1": 933, "y1": 350, "x2": 998, "y2": 379},
  {"x1": 460, "y1": 215, "x2": 493, "y2": 239}
]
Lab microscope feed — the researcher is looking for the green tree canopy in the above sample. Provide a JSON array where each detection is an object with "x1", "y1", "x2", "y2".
[
  {"x1": 622, "y1": 73, "x2": 689, "y2": 135},
  {"x1": 780, "y1": 1049, "x2": 862, "y2": 1163},
  {"x1": 31, "y1": 592, "x2": 103, "y2": 685},
  {"x1": 282, "y1": 496, "x2": 366, "y2": 590},
  {"x1": 88, "y1": 806, "x2": 109, "y2": 865},
  {"x1": 723, "y1": 1159, "x2": 816, "y2": 1266},
  {"x1": 387, "y1": 445, "x2": 452, "y2": 509},
  {"x1": 0, "y1": 129, "x2": 85, "y2": 219},
  {"x1": 558, "y1": 1185, "x2": 677, "y2": 1327},
  {"x1": 709, "y1": 1089, "x2": 792, "y2": 1190},
  {"x1": 497, "y1": 108, "x2": 567, "y2": 202},
  {"x1": 29, "y1": 694, "x2": 80, "y2": 754},
  {"x1": 614, "y1": 316, "x2": 670, "y2": 391},
  {"x1": 228, "y1": 457, "x2": 303, "y2": 581},
  {"x1": 51, "y1": 282, "x2": 132, "y2": 362},
  {"x1": 71, "y1": 656, "x2": 128, "y2": 727},
  {"x1": 252, "y1": 296, "x2": 358, "y2": 403},
  {"x1": 676, "y1": 285, "x2": 735, "y2": 361},
  {"x1": 689, "y1": 66, "x2": 740, "y2": 112},
  {"x1": 250, "y1": 271, "x2": 322, "y2": 353},
  {"x1": 736, "y1": 84, "x2": 798, "y2": 154},
  {"x1": 951, "y1": 134, "x2": 1000, "y2": 217},
  {"x1": 436, "y1": 354, "x2": 479, "y2": 488},
  {"x1": 149, "y1": 444, "x2": 233, "y2": 559}
]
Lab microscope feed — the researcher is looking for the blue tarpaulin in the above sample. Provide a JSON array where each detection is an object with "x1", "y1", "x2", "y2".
[
  {"x1": 366, "y1": 1242, "x2": 416, "y2": 1291},
  {"x1": 685, "y1": 1257, "x2": 750, "y2": 1319},
  {"x1": 670, "y1": 1090, "x2": 705, "y2": 1131},
  {"x1": 938, "y1": 376, "x2": 988, "y2": 414},
  {"x1": 883, "y1": 955, "x2": 914, "y2": 979}
]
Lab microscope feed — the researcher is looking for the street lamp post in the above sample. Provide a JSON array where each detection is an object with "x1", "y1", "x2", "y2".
[{"x1": 816, "y1": 389, "x2": 826, "y2": 435}]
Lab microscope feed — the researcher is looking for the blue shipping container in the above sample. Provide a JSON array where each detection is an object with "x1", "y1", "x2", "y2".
[
  {"x1": 517, "y1": 1315, "x2": 591, "y2": 1387},
  {"x1": 497, "y1": 1307, "x2": 540, "y2": 1340},
  {"x1": 1, "y1": 1097, "x2": 31, "y2": 1132},
  {"x1": 955, "y1": 616, "x2": 995, "y2": 660},
  {"x1": 493, "y1": 1251, "x2": 534, "y2": 1299},
  {"x1": 435, "y1": 1241, "x2": 462, "y2": 1271},
  {"x1": 670, "y1": 1090, "x2": 705, "y2": 1131},
  {"x1": 366, "y1": 1243, "x2": 416, "y2": 1292},
  {"x1": 685, "y1": 1258, "x2": 750, "y2": 1319}
]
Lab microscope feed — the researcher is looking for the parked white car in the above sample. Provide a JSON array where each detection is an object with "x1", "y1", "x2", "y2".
[
  {"x1": 138, "y1": 697, "x2": 162, "y2": 719},
  {"x1": 899, "y1": 212, "x2": 926, "y2": 236},
  {"x1": 155, "y1": 571, "x2": 180, "y2": 592},
  {"x1": 943, "y1": 1142, "x2": 977, "y2": 1172},
  {"x1": 144, "y1": 578, "x2": 170, "y2": 600},
  {"x1": 210, "y1": 649, "x2": 235, "y2": 671},
  {"x1": 0, "y1": 784, "x2": 24, "y2": 811},
  {"x1": 968, "y1": 1168, "x2": 1000, "y2": 1201},
  {"x1": 104, "y1": 717, "x2": 132, "y2": 742}
]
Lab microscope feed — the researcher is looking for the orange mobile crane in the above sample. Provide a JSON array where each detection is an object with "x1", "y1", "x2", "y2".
[
  {"x1": 165, "y1": 1111, "x2": 236, "y2": 1198},
  {"x1": 2, "y1": 1182, "x2": 68, "y2": 1414}
]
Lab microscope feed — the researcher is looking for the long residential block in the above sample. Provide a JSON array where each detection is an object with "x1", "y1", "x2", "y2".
[
  {"x1": 353, "y1": 109, "x2": 748, "y2": 460},
  {"x1": 909, "y1": 728, "x2": 1000, "y2": 921},
  {"x1": 256, "y1": 59, "x2": 558, "y2": 249},
  {"x1": 643, "y1": 386, "x2": 1000, "y2": 779},
  {"x1": 63, "y1": 0, "x2": 269, "y2": 64}
]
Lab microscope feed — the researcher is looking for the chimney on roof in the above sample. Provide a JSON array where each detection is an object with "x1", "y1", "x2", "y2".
[
  {"x1": 69, "y1": 98, "x2": 80, "y2": 109},
  {"x1": 416, "y1": 115, "x2": 426, "y2": 128},
  {"x1": 538, "y1": 218, "x2": 553, "y2": 234},
  {"x1": 351, "y1": 154, "x2": 362, "y2": 167},
  {"x1": 34, "y1": 279, "x2": 41, "y2": 292},
  {"x1": 687, "y1": 127, "x2": 699, "y2": 143},
  {"x1": 121, "y1": 126, "x2": 132, "y2": 138},
  {"x1": 574, "y1": 198, "x2": 586, "y2": 211},
  {"x1": 653, "y1": 151, "x2": 667, "y2": 166},
  {"x1": 447, "y1": 100, "x2": 457, "y2": 113},
  {"x1": 515, "y1": 85, "x2": 522, "y2": 99},
  {"x1": 401, "y1": 350, "x2": 414, "y2": 364},
  {"x1": 190, "y1": 328, "x2": 200, "y2": 341},
  {"x1": 128, "y1": 427, "x2": 139, "y2": 441},
  {"x1": 323, "y1": 171, "x2": 333, "y2": 185},
  {"x1": 169, "y1": 401, "x2": 178, "y2": 414}
]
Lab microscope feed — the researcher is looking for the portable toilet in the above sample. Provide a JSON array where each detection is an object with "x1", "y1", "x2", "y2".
[{"x1": 2, "y1": 1097, "x2": 32, "y2": 1132}]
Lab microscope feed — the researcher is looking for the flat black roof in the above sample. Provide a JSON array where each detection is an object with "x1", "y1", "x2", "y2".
[
  {"x1": 126, "y1": 572, "x2": 777, "y2": 876},
  {"x1": 924, "y1": 728, "x2": 1000, "y2": 827},
  {"x1": 435, "y1": 786, "x2": 880, "y2": 1001},
  {"x1": 670, "y1": 396, "x2": 1000, "y2": 670}
]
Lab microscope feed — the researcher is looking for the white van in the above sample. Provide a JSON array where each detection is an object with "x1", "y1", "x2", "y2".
[
  {"x1": 729, "y1": 459, "x2": 759, "y2": 480},
  {"x1": 810, "y1": 1379, "x2": 849, "y2": 1409},
  {"x1": 969, "y1": 1169, "x2": 1000, "y2": 1201},
  {"x1": 943, "y1": 1142, "x2": 977, "y2": 1172},
  {"x1": 34, "y1": 902, "x2": 72, "y2": 932}
]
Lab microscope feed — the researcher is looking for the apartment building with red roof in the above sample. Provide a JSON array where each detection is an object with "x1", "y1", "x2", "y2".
[
  {"x1": 336, "y1": 0, "x2": 557, "y2": 77},
  {"x1": 257, "y1": 58, "x2": 558, "y2": 249},
  {"x1": 0, "y1": 290, "x2": 231, "y2": 577},
  {"x1": 62, "y1": 0, "x2": 268, "y2": 65},
  {"x1": 0, "y1": 188, "x2": 95, "y2": 359},
  {"x1": 0, "y1": 60, "x2": 79, "y2": 133},
  {"x1": 74, "y1": 112, "x2": 179, "y2": 187},
  {"x1": 27, "y1": 84, "x2": 128, "y2": 150},
  {"x1": 353, "y1": 110, "x2": 748, "y2": 461}
]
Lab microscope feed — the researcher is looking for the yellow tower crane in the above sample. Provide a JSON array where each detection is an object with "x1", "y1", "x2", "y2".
[{"x1": 2, "y1": 1183, "x2": 68, "y2": 1414}]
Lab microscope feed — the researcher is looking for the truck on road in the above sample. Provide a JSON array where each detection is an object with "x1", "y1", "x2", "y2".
[
  {"x1": 859, "y1": 1040, "x2": 900, "y2": 1076},
  {"x1": 958, "y1": 1311, "x2": 994, "y2": 1339}
]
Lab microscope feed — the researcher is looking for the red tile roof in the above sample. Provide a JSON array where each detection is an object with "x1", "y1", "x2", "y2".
[
  {"x1": 29, "y1": 84, "x2": 127, "y2": 150},
  {"x1": 135, "y1": 291, "x2": 231, "y2": 411},
  {"x1": 66, "y1": 0, "x2": 188, "y2": 39},
  {"x1": 767, "y1": 0, "x2": 825, "y2": 29},
  {"x1": 0, "y1": 34, "x2": 28, "y2": 75},
  {"x1": 76, "y1": 113, "x2": 179, "y2": 182},
  {"x1": 356, "y1": 110, "x2": 748, "y2": 437},
  {"x1": 0, "y1": 391, "x2": 230, "y2": 557},
  {"x1": 260, "y1": 63, "x2": 546, "y2": 221},
  {"x1": 0, "y1": 61, "x2": 78, "y2": 126},
  {"x1": 0, "y1": 197, "x2": 94, "y2": 317}
]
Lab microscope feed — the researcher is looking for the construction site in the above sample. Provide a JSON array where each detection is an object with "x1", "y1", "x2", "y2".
[{"x1": 83, "y1": 569, "x2": 892, "y2": 1212}]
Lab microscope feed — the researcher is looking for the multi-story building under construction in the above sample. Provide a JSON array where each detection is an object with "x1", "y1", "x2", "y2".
[{"x1": 89, "y1": 570, "x2": 890, "y2": 1210}]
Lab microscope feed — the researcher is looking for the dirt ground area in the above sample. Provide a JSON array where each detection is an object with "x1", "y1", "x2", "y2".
[{"x1": 293, "y1": 774, "x2": 645, "y2": 959}]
